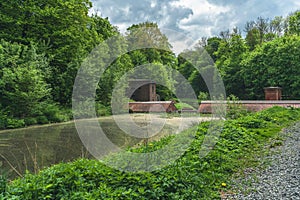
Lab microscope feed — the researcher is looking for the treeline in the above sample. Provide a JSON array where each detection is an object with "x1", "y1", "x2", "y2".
[
  {"x1": 0, "y1": 0, "x2": 117, "y2": 128},
  {"x1": 0, "y1": 0, "x2": 299, "y2": 129},
  {"x1": 179, "y1": 11, "x2": 300, "y2": 100}
]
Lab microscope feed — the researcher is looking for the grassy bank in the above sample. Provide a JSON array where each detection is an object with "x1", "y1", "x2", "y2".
[{"x1": 1, "y1": 106, "x2": 300, "y2": 199}]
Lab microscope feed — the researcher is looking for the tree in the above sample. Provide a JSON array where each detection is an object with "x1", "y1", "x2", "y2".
[
  {"x1": 204, "y1": 37, "x2": 222, "y2": 61},
  {"x1": 125, "y1": 22, "x2": 178, "y2": 100},
  {"x1": 177, "y1": 42, "x2": 216, "y2": 96},
  {"x1": 242, "y1": 35, "x2": 300, "y2": 99},
  {"x1": 126, "y1": 22, "x2": 176, "y2": 66},
  {"x1": 215, "y1": 32, "x2": 248, "y2": 98},
  {"x1": 255, "y1": 17, "x2": 270, "y2": 44},
  {"x1": 245, "y1": 28, "x2": 260, "y2": 50},
  {"x1": 91, "y1": 14, "x2": 118, "y2": 40},
  {"x1": 0, "y1": 40, "x2": 51, "y2": 118},
  {"x1": 244, "y1": 16, "x2": 282, "y2": 50},
  {"x1": 96, "y1": 36, "x2": 134, "y2": 106},
  {"x1": 270, "y1": 16, "x2": 284, "y2": 36},
  {"x1": 286, "y1": 11, "x2": 300, "y2": 36},
  {"x1": 0, "y1": 0, "x2": 117, "y2": 105}
]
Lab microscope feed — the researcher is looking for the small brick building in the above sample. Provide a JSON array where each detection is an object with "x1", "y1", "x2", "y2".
[
  {"x1": 127, "y1": 79, "x2": 157, "y2": 101},
  {"x1": 264, "y1": 87, "x2": 282, "y2": 100}
]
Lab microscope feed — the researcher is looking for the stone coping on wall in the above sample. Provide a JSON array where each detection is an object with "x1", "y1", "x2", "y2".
[
  {"x1": 199, "y1": 100, "x2": 300, "y2": 113},
  {"x1": 200, "y1": 100, "x2": 300, "y2": 104}
]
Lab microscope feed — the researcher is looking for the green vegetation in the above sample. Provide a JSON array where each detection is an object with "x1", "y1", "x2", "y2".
[
  {"x1": 0, "y1": 1, "x2": 299, "y2": 198},
  {"x1": 1, "y1": 107, "x2": 300, "y2": 199},
  {"x1": 242, "y1": 35, "x2": 300, "y2": 99},
  {"x1": 178, "y1": 11, "x2": 300, "y2": 99},
  {"x1": 226, "y1": 95, "x2": 250, "y2": 119},
  {"x1": 0, "y1": 0, "x2": 300, "y2": 129},
  {"x1": 174, "y1": 102, "x2": 194, "y2": 110}
]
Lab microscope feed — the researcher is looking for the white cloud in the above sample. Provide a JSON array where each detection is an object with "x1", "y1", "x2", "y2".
[
  {"x1": 91, "y1": 0, "x2": 193, "y2": 34},
  {"x1": 91, "y1": 0, "x2": 300, "y2": 41},
  {"x1": 168, "y1": 0, "x2": 231, "y2": 39}
]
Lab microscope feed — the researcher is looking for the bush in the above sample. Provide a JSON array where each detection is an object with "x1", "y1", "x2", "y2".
[
  {"x1": 0, "y1": 103, "x2": 71, "y2": 129},
  {"x1": 96, "y1": 103, "x2": 111, "y2": 116},
  {"x1": 24, "y1": 117, "x2": 38, "y2": 126},
  {"x1": 36, "y1": 116, "x2": 49, "y2": 124},
  {"x1": 226, "y1": 94, "x2": 250, "y2": 119},
  {"x1": 174, "y1": 102, "x2": 194, "y2": 110},
  {"x1": 235, "y1": 115, "x2": 268, "y2": 128},
  {"x1": 198, "y1": 91, "x2": 209, "y2": 102},
  {"x1": 41, "y1": 103, "x2": 61, "y2": 122},
  {"x1": 6, "y1": 118, "x2": 25, "y2": 129},
  {"x1": 35, "y1": 103, "x2": 70, "y2": 123},
  {"x1": 0, "y1": 111, "x2": 8, "y2": 129},
  {"x1": 0, "y1": 175, "x2": 7, "y2": 194}
]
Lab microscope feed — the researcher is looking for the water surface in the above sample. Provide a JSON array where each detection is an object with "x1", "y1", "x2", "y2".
[{"x1": 0, "y1": 114, "x2": 201, "y2": 179}]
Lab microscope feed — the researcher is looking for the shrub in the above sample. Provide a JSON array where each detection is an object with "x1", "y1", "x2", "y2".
[
  {"x1": 36, "y1": 116, "x2": 49, "y2": 124},
  {"x1": 226, "y1": 94, "x2": 250, "y2": 119},
  {"x1": 34, "y1": 102, "x2": 70, "y2": 123},
  {"x1": 0, "y1": 175, "x2": 7, "y2": 194},
  {"x1": 6, "y1": 118, "x2": 25, "y2": 129},
  {"x1": 24, "y1": 117, "x2": 38, "y2": 126},
  {"x1": 198, "y1": 91, "x2": 209, "y2": 102},
  {"x1": 174, "y1": 102, "x2": 194, "y2": 110},
  {"x1": 0, "y1": 111, "x2": 7, "y2": 129},
  {"x1": 96, "y1": 103, "x2": 111, "y2": 116},
  {"x1": 41, "y1": 103, "x2": 61, "y2": 122},
  {"x1": 235, "y1": 115, "x2": 268, "y2": 128}
]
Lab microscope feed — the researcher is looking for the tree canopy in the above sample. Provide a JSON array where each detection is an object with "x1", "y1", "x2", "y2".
[{"x1": 0, "y1": 1, "x2": 300, "y2": 128}]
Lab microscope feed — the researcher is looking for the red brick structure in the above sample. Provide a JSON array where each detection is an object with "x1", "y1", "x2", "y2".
[
  {"x1": 127, "y1": 79, "x2": 157, "y2": 101},
  {"x1": 198, "y1": 100, "x2": 300, "y2": 113},
  {"x1": 264, "y1": 87, "x2": 282, "y2": 100}
]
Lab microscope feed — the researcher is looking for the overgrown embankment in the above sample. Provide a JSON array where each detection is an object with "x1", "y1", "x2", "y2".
[{"x1": 1, "y1": 107, "x2": 300, "y2": 199}]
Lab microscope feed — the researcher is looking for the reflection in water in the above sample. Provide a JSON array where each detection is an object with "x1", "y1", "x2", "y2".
[
  {"x1": 0, "y1": 116, "x2": 178, "y2": 180},
  {"x1": 0, "y1": 119, "x2": 143, "y2": 180},
  {"x1": 0, "y1": 122, "x2": 88, "y2": 180}
]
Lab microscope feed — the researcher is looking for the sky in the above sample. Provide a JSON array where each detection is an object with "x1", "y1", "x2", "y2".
[{"x1": 90, "y1": 0, "x2": 299, "y2": 52}]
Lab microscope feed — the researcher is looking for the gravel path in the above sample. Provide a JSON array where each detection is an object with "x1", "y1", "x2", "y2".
[{"x1": 225, "y1": 122, "x2": 300, "y2": 200}]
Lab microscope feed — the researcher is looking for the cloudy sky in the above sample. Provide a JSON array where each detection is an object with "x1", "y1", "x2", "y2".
[{"x1": 90, "y1": 0, "x2": 299, "y2": 52}]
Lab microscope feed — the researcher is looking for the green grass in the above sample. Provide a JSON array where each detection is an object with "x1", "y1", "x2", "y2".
[
  {"x1": 1, "y1": 106, "x2": 300, "y2": 199},
  {"x1": 174, "y1": 102, "x2": 195, "y2": 110}
]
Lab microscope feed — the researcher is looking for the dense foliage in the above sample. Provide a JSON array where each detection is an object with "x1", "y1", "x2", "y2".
[
  {"x1": 242, "y1": 35, "x2": 300, "y2": 99},
  {"x1": 1, "y1": 1, "x2": 300, "y2": 199},
  {"x1": 0, "y1": 1, "x2": 299, "y2": 124},
  {"x1": 0, "y1": 0, "x2": 116, "y2": 128},
  {"x1": 1, "y1": 107, "x2": 300, "y2": 199},
  {"x1": 0, "y1": 40, "x2": 70, "y2": 129},
  {"x1": 180, "y1": 11, "x2": 300, "y2": 99},
  {"x1": 0, "y1": 0, "x2": 117, "y2": 105}
]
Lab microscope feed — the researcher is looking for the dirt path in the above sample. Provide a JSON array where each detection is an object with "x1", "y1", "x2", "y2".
[{"x1": 107, "y1": 113, "x2": 214, "y2": 143}]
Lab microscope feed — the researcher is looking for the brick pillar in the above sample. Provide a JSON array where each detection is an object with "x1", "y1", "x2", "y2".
[
  {"x1": 264, "y1": 87, "x2": 282, "y2": 100},
  {"x1": 149, "y1": 83, "x2": 156, "y2": 101}
]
